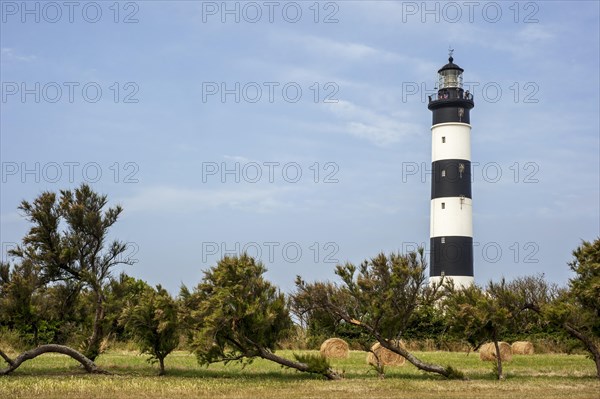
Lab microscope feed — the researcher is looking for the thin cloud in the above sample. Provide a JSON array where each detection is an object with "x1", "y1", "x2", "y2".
[
  {"x1": 121, "y1": 185, "x2": 302, "y2": 214},
  {"x1": 1, "y1": 48, "x2": 37, "y2": 62},
  {"x1": 325, "y1": 100, "x2": 420, "y2": 147},
  {"x1": 276, "y1": 34, "x2": 436, "y2": 74},
  {"x1": 291, "y1": 35, "x2": 387, "y2": 60},
  {"x1": 223, "y1": 155, "x2": 251, "y2": 162},
  {"x1": 444, "y1": 24, "x2": 555, "y2": 59}
]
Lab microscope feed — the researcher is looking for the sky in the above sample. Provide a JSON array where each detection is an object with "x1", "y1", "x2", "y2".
[{"x1": 1, "y1": 0, "x2": 599, "y2": 294}]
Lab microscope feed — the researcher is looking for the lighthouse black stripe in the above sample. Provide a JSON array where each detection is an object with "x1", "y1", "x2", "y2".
[
  {"x1": 429, "y1": 105, "x2": 473, "y2": 125},
  {"x1": 429, "y1": 236, "x2": 473, "y2": 277},
  {"x1": 431, "y1": 160, "x2": 472, "y2": 199}
]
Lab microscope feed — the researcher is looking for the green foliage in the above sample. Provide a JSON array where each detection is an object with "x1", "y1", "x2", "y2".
[
  {"x1": 290, "y1": 278, "x2": 363, "y2": 348},
  {"x1": 542, "y1": 239, "x2": 600, "y2": 377},
  {"x1": 0, "y1": 261, "x2": 43, "y2": 345},
  {"x1": 7, "y1": 183, "x2": 133, "y2": 359},
  {"x1": 544, "y1": 291, "x2": 597, "y2": 336},
  {"x1": 292, "y1": 251, "x2": 447, "y2": 347},
  {"x1": 294, "y1": 250, "x2": 436, "y2": 341},
  {"x1": 444, "y1": 283, "x2": 513, "y2": 379},
  {"x1": 444, "y1": 283, "x2": 510, "y2": 349},
  {"x1": 334, "y1": 250, "x2": 431, "y2": 337},
  {"x1": 569, "y1": 239, "x2": 600, "y2": 313},
  {"x1": 366, "y1": 355, "x2": 385, "y2": 378},
  {"x1": 552, "y1": 239, "x2": 600, "y2": 338},
  {"x1": 181, "y1": 254, "x2": 292, "y2": 365},
  {"x1": 493, "y1": 275, "x2": 558, "y2": 342},
  {"x1": 444, "y1": 365, "x2": 465, "y2": 380},
  {"x1": 293, "y1": 250, "x2": 460, "y2": 379},
  {"x1": 105, "y1": 273, "x2": 152, "y2": 341},
  {"x1": 403, "y1": 302, "x2": 446, "y2": 341},
  {"x1": 293, "y1": 353, "x2": 332, "y2": 375},
  {"x1": 120, "y1": 284, "x2": 179, "y2": 375},
  {"x1": 0, "y1": 260, "x2": 93, "y2": 347}
]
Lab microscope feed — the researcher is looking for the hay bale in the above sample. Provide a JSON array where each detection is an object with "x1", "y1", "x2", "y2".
[
  {"x1": 319, "y1": 338, "x2": 349, "y2": 359},
  {"x1": 366, "y1": 341, "x2": 406, "y2": 367},
  {"x1": 511, "y1": 341, "x2": 534, "y2": 355},
  {"x1": 479, "y1": 342, "x2": 512, "y2": 362}
]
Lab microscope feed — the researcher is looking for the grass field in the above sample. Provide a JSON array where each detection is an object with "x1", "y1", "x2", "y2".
[{"x1": 1, "y1": 350, "x2": 598, "y2": 399}]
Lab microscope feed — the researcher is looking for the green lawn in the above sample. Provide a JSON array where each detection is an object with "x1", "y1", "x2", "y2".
[{"x1": 1, "y1": 350, "x2": 598, "y2": 398}]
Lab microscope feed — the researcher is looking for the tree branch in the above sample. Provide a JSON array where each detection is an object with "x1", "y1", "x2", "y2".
[
  {"x1": 0, "y1": 349, "x2": 15, "y2": 367},
  {"x1": 0, "y1": 345, "x2": 110, "y2": 376}
]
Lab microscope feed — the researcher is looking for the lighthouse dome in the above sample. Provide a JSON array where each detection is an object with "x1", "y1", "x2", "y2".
[{"x1": 438, "y1": 56, "x2": 464, "y2": 74}]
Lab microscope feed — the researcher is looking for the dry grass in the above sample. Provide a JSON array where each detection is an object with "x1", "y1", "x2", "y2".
[{"x1": 0, "y1": 350, "x2": 598, "y2": 399}]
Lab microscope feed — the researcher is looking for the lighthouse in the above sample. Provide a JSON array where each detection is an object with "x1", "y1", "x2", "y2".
[{"x1": 428, "y1": 51, "x2": 474, "y2": 288}]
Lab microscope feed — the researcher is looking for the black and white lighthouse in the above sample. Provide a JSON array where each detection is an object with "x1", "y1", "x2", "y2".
[{"x1": 428, "y1": 52, "x2": 474, "y2": 288}]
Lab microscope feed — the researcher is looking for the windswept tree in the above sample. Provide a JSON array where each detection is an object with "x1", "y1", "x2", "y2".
[
  {"x1": 0, "y1": 261, "x2": 91, "y2": 347},
  {"x1": 103, "y1": 272, "x2": 152, "y2": 342},
  {"x1": 9, "y1": 184, "x2": 133, "y2": 360},
  {"x1": 443, "y1": 282, "x2": 512, "y2": 380},
  {"x1": 120, "y1": 284, "x2": 179, "y2": 375},
  {"x1": 294, "y1": 250, "x2": 463, "y2": 379},
  {"x1": 180, "y1": 254, "x2": 341, "y2": 380},
  {"x1": 542, "y1": 239, "x2": 600, "y2": 378},
  {"x1": 0, "y1": 261, "x2": 45, "y2": 346}
]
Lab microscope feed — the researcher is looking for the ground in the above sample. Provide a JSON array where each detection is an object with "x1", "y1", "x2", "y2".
[{"x1": 0, "y1": 350, "x2": 598, "y2": 398}]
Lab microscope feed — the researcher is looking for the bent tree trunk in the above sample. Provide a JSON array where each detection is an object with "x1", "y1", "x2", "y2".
[
  {"x1": 0, "y1": 344, "x2": 109, "y2": 376},
  {"x1": 563, "y1": 323, "x2": 600, "y2": 379},
  {"x1": 524, "y1": 303, "x2": 600, "y2": 379},
  {"x1": 256, "y1": 347, "x2": 341, "y2": 380},
  {"x1": 376, "y1": 337, "x2": 463, "y2": 379},
  {"x1": 342, "y1": 318, "x2": 463, "y2": 379}
]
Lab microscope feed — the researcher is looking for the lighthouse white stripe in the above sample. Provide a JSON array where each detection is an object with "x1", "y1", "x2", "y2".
[
  {"x1": 430, "y1": 197, "x2": 473, "y2": 237},
  {"x1": 432, "y1": 123, "x2": 471, "y2": 162},
  {"x1": 429, "y1": 275, "x2": 474, "y2": 289}
]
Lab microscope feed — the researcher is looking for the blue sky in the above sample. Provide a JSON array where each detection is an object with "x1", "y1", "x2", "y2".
[{"x1": 1, "y1": 1, "x2": 599, "y2": 294}]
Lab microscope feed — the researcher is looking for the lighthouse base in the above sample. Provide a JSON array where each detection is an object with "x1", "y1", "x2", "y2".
[{"x1": 429, "y1": 275, "x2": 474, "y2": 289}]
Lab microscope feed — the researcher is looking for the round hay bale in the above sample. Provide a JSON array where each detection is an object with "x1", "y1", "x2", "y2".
[
  {"x1": 366, "y1": 341, "x2": 406, "y2": 367},
  {"x1": 511, "y1": 341, "x2": 534, "y2": 355},
  {"x1": 319, "y1": 338, "x2": 349, "y2": 359},
  {"x1": 479, "y1": 342, "x2": 512, "y2": 362}
]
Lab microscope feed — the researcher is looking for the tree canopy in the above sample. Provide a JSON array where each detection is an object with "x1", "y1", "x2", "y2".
[
  {"x1": 294, "y1": 249, "x2": 463, "y2": 379},
  {"x1": 9, "y1": 183, "x2": 132, "y2": 359},
  {"x1": 180, "y1": 254, "x2": 340, "y2": 380},
  {"x1": 120, "y1": 284, "x2": 179, "y2": 375}
]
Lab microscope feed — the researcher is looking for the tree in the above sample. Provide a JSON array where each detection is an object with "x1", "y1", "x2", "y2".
[
  {"x1": 0, "y1": 261, "x2": 46, "y2": 346},
  {"x1": 543, "y1": 239, "x2": 600, "y2": 378},
  {"x1": 120, "y1": 284, "x2": 179, "y2": 375},
  {"x1": 495, "y1": 274, "x2": 558, "y2": 342},
  {"x1": 9, "y1": 184, "x2": 132, "y2": 359},
  {"x1": 180, "y1": 254, "x2": 341, "y2": 380},
  {"x1": 290, "y1": 281, "x2": 363, "y2": 349},
  {"x1": 0, "y1": 344, "x2": 109, "y2": 375},
  {"x1": 443, "y1": 282, "x2": 511, "y2": 380},
  {"x1": 104, "y1": 273, "x2": 152, "y2": 343},
  {"x1": 0, "y1": 261, "x2": 92, "y2": 347},
  {"x1": 294, "y1": 250, "x2": 463, "y2": 379}
]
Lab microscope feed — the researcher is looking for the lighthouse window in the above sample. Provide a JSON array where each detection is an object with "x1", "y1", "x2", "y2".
[
  {"x1": 441, "y1": 202, "x2": 446, "y2": 209},
  {"x1": 442, "y1": 136, "x2": 446, "y2": 143},
  {"x1": 441, "y1": 169, "x2": 446, "y2": 178}
]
